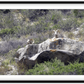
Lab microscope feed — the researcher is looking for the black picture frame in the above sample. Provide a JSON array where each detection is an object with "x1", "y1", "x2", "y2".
[{"x1": 0, "y1": 0, "x2": 84, "y2": 83}]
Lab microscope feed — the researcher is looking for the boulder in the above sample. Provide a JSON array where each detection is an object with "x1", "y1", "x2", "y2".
[{"x1": 15, "y1": 37, "x2": 84, "y2": 68}]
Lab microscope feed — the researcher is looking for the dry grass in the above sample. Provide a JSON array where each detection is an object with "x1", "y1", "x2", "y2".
[{"x1": 68, "y1": 32, "x2": 75, "y2": 39}]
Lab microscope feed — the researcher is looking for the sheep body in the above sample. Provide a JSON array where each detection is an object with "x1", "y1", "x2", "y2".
[
  {"x1": 27, "y1": 39, "x2": 34, "y2": 44},
  {"x1": 53, "y1": 29, "x2": 60, "y2": 38}
]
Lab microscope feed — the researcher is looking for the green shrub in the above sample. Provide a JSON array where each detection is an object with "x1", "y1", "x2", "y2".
[
  {"x1": 73, "y1": 9, "x2": 84, "y2": 18},
  {"x1": 25, "y1": 58, "x2": 64, "y2": 75},
  {"x1": 57, "y1": 18, "x2": 80, "y2": 30},
  {"x1": 2, "y1": 59, "x2": 10, "y2": 66},
  {"x1": 0, "y1": 26, "x2": 21, "y2": 36},
  {"x1": 51, "y1": 11, "x2": 62, "y2": 24},
  {"x1": 25, "y1": 58, "x2": 84, "y2": 75},
  {"x1": 0, "y1": 28, "x2": 15, "y2": 36},
  {"x1": 52, "y1": 24, "x2": 61, "y2": 29}
]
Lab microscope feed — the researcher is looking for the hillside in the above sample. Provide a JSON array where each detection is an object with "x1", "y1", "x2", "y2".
[{"x1": 0, "y1": 9, "x2": 84, "y2": 75}]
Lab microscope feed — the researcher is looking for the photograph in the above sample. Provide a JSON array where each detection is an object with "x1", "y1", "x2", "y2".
[
  {"x1": 0, "y1": 8, "x2": 84, "y2": 75},
  {"x1": 0, "y1": 2, "x2": 84, "y2": 82}
]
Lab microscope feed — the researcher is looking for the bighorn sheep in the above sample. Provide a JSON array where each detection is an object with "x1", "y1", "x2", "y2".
[
  {"x1": 53, "y1": 29, "x2": 60, "y2": 38},
  {"x1": 27, "y1": 39, "x2": 34, "y2": 44}
]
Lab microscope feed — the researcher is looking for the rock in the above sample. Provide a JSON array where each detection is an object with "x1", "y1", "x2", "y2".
[
  {"x1": 79, "y1": 51, "x2": 84, "y2": 63},
  {"x1": 36, "y1": 50, "x2": 79, "y2": 65},
  {"x1": 16, "y1": 48, "x2": 24, "y2": 58},
  {"x1": 15, "y1": 37, "x2": 84, "y2": 68},
  {"x1": 5, "y1": 65, "x2": 18, "y2": 75}
]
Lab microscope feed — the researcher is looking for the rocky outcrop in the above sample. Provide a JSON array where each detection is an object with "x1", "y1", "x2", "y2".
[{"x1": 15, "y1": 37, "x2": 84, "y2": 68}]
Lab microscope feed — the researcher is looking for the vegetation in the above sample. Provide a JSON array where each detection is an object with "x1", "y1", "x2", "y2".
[
  {"x1": 25, "y1": 58, "x2": 84, "y2": 75},
  {"x1": 0, "y1": 9, "x2": 84, "y2": 41}
]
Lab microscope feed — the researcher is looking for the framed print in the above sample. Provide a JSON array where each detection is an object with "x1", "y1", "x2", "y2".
[{"x1": 0, "y1": 1, "x2": 84, "y2": 83}]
